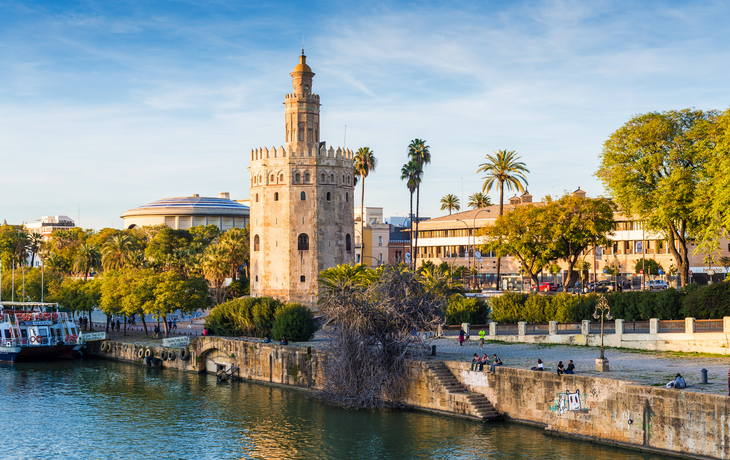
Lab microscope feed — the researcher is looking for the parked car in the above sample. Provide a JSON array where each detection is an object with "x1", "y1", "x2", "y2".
[
  {"x1": 646, "y1": 279, "x2": 669, "y2": 290},
  {"x1": 537, "y1": 282, "x2": 558, "y2": 292}
]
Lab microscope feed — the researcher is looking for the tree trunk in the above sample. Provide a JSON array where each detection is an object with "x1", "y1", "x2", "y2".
[
  {"x1": 409, "y1": 191, "x2": 414, "y2": 269},
  {"x1": 361, "y1": 178, "x2": 365, "y2": 265},
  {"x1": 415, "y1": 184, "x2": 421, "y2": 270},
  {"x1": 495, "y1": 182, "x2": 505, "y2": 290},
  {"x1": 163, "y1": 314, "x2": 169, "y2": 338},
  {"x1": 105, "y1": 314, "x2": 110, "y2": 333},
  {"x1": 123, "y1": 316, "x2": 127, "y2": 336},
  {"x1": 88, "y1": 308, "x2": 94, "y2": 331},
  {"x1": 141, "y1": 314, "x2": 148, "y2": 336},
  {"x1": 667, "y1": 221, "x2": 690, "y2": 287}
]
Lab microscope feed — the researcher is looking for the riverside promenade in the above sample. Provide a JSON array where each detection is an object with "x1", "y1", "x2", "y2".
[{"x1": 93, "y1": 323, "x2": 730, "y2": 396}]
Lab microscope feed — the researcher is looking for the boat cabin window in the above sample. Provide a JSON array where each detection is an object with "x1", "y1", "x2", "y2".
[
  {"x1": 1, "y1": 329, "x2": 9, "y2": 339},
  {"x1": 20, "y1": 329, "x2": 28, "y2": 339}
]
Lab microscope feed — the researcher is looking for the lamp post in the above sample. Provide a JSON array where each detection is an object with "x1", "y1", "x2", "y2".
[
  {"x1": 471, "y1": 209, "x2": 490, "y2": 287},
  {"x1": 593, "y1": 295, "x2": 613, "y2": 371},
  {"x1": 455, "y1": 219, "x2": 471, "y2": 283}
]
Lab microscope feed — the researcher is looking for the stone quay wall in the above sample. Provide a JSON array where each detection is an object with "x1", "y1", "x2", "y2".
[{"x1": 88, "y1": 337, "x2": 729, "y2": 459}]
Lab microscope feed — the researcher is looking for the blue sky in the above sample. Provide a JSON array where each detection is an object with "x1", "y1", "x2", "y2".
[{"x1": 1, "y1": 0, "x2": 729, "y2": 229}]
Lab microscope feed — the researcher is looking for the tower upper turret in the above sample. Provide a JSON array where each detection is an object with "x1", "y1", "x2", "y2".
[{"x1": 285, "y1": 52, "x2": 320, "y2": 153}]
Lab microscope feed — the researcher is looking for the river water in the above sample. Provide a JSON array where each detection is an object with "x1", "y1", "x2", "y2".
[{"x1": 0, "y1": 359, "x2": 666, "y2": 460}]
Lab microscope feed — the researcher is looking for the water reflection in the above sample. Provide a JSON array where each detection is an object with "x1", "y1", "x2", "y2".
[{"x1": 0, "y1": 360, "x2": 665, "y2": 459}]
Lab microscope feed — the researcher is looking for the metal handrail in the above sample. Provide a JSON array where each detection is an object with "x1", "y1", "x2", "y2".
[
  {"x1": 556, "y1": 323, "x2": 581, "y2": 335},
  {"x1": 658, "y1": 320, "x2": 685, "y2": 333},
  {"x1": 695, "y1": 319, "x2": 723, "y2": 333},
  {"x1": 496, "y1": 324, "x2": 518, "y2": 336},
  {"x1": 525, "y1": 323, "x2": 550, "y2": 335},
  {"x1": 623, "y1": 320, "x2": 650, "y2": 334}
]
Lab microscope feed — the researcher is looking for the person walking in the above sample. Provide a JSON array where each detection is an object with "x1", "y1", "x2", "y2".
[
  {"x1": 458, "y1": 328, "x2": 466, "y2": 347},
  {"x1": 173, "y1": 318, "x2": 177, "y2": 331},
  {"x1": 479, "y1": 329, "x2": 486, "y2": 349}
]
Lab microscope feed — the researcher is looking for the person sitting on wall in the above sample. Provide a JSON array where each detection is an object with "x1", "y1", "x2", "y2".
[
  {"x1": 557, "y1": 361, "x2": 565, "y2": 375},
  {"x1": 667, "y1": 373, "x2": 686, "y2": 389},
  {"x1": 489, "y1": 354, "x2": 502, "y2": 374},
  {"x1": 565, "y1": 360, "x2": 576, "y2": 374},
  {"x1": 531, "y1": 359, "x2": 544, "y2": 371},
  {"x1": 263, "y1": 334, "x2": 271, "y2": 344},
  {"x1": 280, "y1": 336, "x2": 288, "y2": 345},
  {"x1": 471, "y1": 353, "x2": 481, "y2": 371},
  {"x1": 480, "y1": 354, "x2": 490, "y2": 372},
  {"x1": 203, "y1": 328, "x2": 208, "y2": 336}
]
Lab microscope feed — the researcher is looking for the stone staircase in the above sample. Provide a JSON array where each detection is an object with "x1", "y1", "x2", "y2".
[{"x1": 425, "y1": 361, "x2": 502, "y2": 421}]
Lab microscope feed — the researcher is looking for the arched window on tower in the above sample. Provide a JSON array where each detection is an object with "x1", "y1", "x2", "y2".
[
  {"x1": 255, "y1": 194, "x2": 259, "y2": 203},
  {"x1": 298, "y1": 233, "x2": 309, "y2": 250},
  {"x1": 304, "y1": 172, "x2": 310, "y2": 183},
  {"x1": 342, "y1": 174, "x2": 345, "y2": 183},
  {"x1": 300, "y1": 191, "x2": 306, "y2": 201},
  {"x1": 280, "y1": 174, "x2": 284, "y2": 182},
  {"x1": 254, "y1": 235, "x2": 260, "y2": 251},
  {"x1": 274, "y1": 192, "x2": 279, "y2": 201},
  {"x1": 346, "y1": 234, "x2": 352, "y2": 252},
  {"x1": 326, "y1": 192, "x2": 331, "y2": 201},
  {"x1": 270, "y1": 174, "x2": 275, "y2": 183},
  {"x1": 295, "y1": 173, "x2": 301, "y2": 183},
  {"x1": 321, "y1": 173, "x2": 325, "y2": 183},
  {"x1": 330, "y1": 174, "x2": 335, "y2": 182},
  {"x1": 345, "y1": 192, "x2": 349, "y2": 203}
]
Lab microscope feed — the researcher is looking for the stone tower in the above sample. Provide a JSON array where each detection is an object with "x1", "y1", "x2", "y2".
[{"x1": 249, "y1": 52, "x2": 355, "y2": 309}]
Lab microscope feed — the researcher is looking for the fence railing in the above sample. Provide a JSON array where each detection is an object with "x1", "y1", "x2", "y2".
[
  {"x1": 524, "y1": 323, "x2": 550, "y2": 335},
  {"x1": 623, "y1": 321, "x2": 650, "y2": 334},
  {"x1": 496, "y1": 324, "x2": 518, "y2": 336},
  {"x1": 695, "y1": 319, "x2": 724, "y2": 333},
  {"x1": 589, "y1": 321, "x2": 615, "y2": 334},
  {"x1": 556, "y1": 323, "x2": 582, "y2": 335},
  {"x1": 658, "y1": 320, "x2": 685, "y2": 334}
]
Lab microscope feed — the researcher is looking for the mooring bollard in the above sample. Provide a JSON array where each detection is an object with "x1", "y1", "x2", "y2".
[
  {"x1": 431, "y1": 345, "x2": 436, "y2": 356},
  {"x1": 701, "y1": 368, "x2": 708, "y2": 384}
]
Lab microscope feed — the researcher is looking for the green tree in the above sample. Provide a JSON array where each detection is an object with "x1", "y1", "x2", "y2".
[
  {"x1": 633, "y1": 258, "x2": 664, "y2": 276},
  {"x1": 477, "y1": 149, "x2": 529, "y2": 289},
  {"x1": 200, "y1": 244, "x2": 229, "y2": 304},
  {"x1": 27, "y1": 232, "x2": 44, "y2": 268},
  {"x1": 354, "y1": 147, "x2": 377, "y2": 255},
  {"x1": 547, "y1": 194, "x2": 617, "y2": 287},
  {"x1": 468, "y1": 192, "x2": 492, "y2": 209},
  {"x1": 102, "y1": 234, "x2": 135, "y2": 271},
  {"x1": 319, "y1": 263, "x2": 377, "y2": 298},
  {"x1": 400, "y1": 160, "x2": 421, "y2": 268},
  {"x1": 152, "y1": 271, "x2": 209, "y2": 337},
  {"x1": 408, "y1": 139, "x2": 431, "y2": 270},
  {"x1": 483, "y1": 203, "x2": 553, "y2": 287},
  {"x1": 440, "y1": 194, "x2": 460, "y2": 215},
  {"x1": 220, "y1": 227, "x2": 249, "y2": 280},
  {"x1": 73, "y1": 243, "x2": 101, "y2": 279},
  {"x1": 144, "y1": 227, "x2": 194, "y2": 271},
  {"x1": 597, "y1": 109, "x2": 716, "y2": 287}
]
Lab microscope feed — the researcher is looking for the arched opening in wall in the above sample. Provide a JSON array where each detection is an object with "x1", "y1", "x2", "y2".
[
  {"x1": 274, "y1": 192, "x2": 279, "y2": 201},
  {"x1": 348, "y1": 175, "x2": 351, "y2": 185},
  {"x1": 254, "y1": 235, "x2": 260, "y2": 251},
  {"x1": 298, "y1": 233, "x2": 309, "y2": 250},
  {"x1": 330, "y1": 174, "x2": 335, "y2": 182},
  {"x1": 255, "y1": 194, "x2": 259, "y2": 203},
  {"x1": 345, "y1": 192, "x2": 349, "y2": 203},
  {"x1": 342, "y1": 174, "x2": 345, "y2": 183},
  {"x1": 346, "y1": 234, "x2": 351, "y2": 252},
  {"x1": 304, "y1": 172, "x2": 310, "y2": 183},
  {"x1": 127, "y1": 224, "x2": 137, "y2": 229},
  {"x1": 300, "y1": 191, "x2": 306, "y2": 201},
  {"x1": 321, "y1": 173, "x2": 325, "y2": 183},
  {"x1": 295, "y1": 173, "x2": 301, "y2": 183},
  {"x1": 280, "y1": 174, "x2": 284, "y2": 182},
  {"x1": 326, "y1": 192, "x2": 331, "y2": 201},
  {"x1": 258, "y1": 175, "x2": 262, "y2": 183},
  {"x1": 270, "y1": 174, "x2": 275, "y2": 183}
]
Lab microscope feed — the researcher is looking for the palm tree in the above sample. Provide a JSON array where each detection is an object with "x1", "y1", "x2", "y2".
[
  {"x1": 400, "y1": 160, "x2": 421, "y2": 269},
  {"x1": 27, "y1": 232, "x2": 44, "y2": 268},
  {"x1": 201, "y1": 244, "x2": 229, "y2": 304},
  {"x1": 354, "y1": 147, "x2": 377, "y2": 257},
  {"x1": 477, "y1": 149, "x2": 529, "y2": 290},
  {"x1": 73, "y1": 243, "x2": 101, "y2": 279},
  {"x1": 220, "y1": 227, "x2": 249, "y2": 280},
  {"x1": 468, "y1": 192, "x2": 492, "y2": 209},
  {"x1": 45, "y1": 253, "x2": 67, "y2": 273},
  {"x1": 440, "y1": 194, "x2": 460, "y2": 215},
  {"x1": 102, "y1": 234, "x2": 134, "y2": 271},
  {"x1": 408, "y1": 139, "x2": 431, "y2": 270}
]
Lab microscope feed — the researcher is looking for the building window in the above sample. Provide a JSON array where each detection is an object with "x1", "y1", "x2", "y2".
[
  {"x1": 295, "y1": 173, "x2": 301, "y2": 183},
  {"x1": 345, "y1": 192, "x2": 349, "y2": 203},
  {"x1": 254, "y1": 235, "x2": 260, "y2": 251},
  {"x1": 321, "y1": 173, "x2": 325, "y2": 182},
  {"x1": 255, "y1": 275, "x2": 258, "y2": 282},
  {"x1": 342, "y1": 174, "x2": 345, "y2": 183},
  {"x1": 304, "y1": 172, "x2": 310, "y2": 183},
  {"x1": 346, "y1": 234, "x2": 352, "y2": 251},
  {"x1": 300, "y1": 191, "x2": 306, "y2": 201},
  {"x1": 326, "y1": 192, "x2": 331, "y2": 201},
  {"x1": 270, "y1": 174, "x2": 274, "y2": 183},
  {"x1": 274, "y1": 192, "x2": 279, "y2": 201},
  {"x1": 298, "y1": 233, "x2": 309, "y2": 250},
  {"x1": 379, "y1": 236, "x2": 383, "y2": 246},
  {"x1": 300, "y1": 275, "x2": 306, "y2": 282},
  {"x1": 255, "y1": 194, "x2": 259, "y2": 203},
  {"x1": 330, "y1": 174, "x2": 335, "y2": 182},
  {"x1": 280, "y1": 174, "x2": 284, "y2": 182}
]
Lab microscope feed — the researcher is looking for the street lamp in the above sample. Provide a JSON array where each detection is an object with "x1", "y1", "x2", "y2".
[
  {"x1": 457, "y1": 209, "x2": 491, "y2": 288},
  {"x1": 593, "y1": 295, "x2": 613, "y2": 372},
  {"x1": 455, "y1": 219, "x2": 471, "y2": 285}
]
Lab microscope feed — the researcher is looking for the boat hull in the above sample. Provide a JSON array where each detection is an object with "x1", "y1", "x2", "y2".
[{"x1": 0, "y1": 344, "x2": 78, "y2": 363}]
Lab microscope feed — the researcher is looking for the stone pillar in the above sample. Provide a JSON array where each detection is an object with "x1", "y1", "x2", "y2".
[
  {"x1": 649, "y1": 318, "x2": 659, "y2": 335},
  {"x1": 581, "y1": 320, "x2": 591, "y2": 336},
  {"x1": 549, "y1": 321, "x2": 557, "y2": 336},
  {"x1": 518, "y1": 322, "x2": 526, "y2": 337},
  {"x1": 724, "y1": 317, "x2": 730, "y2": 334},
  {"x1": 615, "y1": 319, "x2": 624, "y2": 335},
  {"x1": 489, "y1": 322, "x2": 497, "y2": 337},
  {"x1": 685, "y1": 317, "x2": 695, "y2": 334}
]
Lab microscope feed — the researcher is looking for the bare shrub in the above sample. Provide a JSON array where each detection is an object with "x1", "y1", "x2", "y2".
[{"x1": 317, "y1": 264, "x2": 445, "y2": 409}]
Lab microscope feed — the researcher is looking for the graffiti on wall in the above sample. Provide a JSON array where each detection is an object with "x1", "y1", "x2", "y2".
[{"x1": 549, "y1": 389, "x2": 589, "y2": 415}]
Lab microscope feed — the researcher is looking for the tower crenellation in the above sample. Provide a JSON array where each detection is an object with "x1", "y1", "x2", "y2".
[{"x1": 249, "y1": 52, "x2": 355, "y2": 309}]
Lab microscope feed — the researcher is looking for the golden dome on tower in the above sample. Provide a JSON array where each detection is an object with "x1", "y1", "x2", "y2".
[{"x1": 292, "y1": 52, "x2": 312, "y2": 73}]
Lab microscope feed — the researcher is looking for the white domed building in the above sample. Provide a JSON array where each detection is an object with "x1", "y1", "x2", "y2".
[{"x1": 121, "y1": 193, "x2": 249, "y2": 231}]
